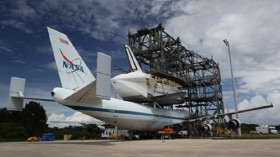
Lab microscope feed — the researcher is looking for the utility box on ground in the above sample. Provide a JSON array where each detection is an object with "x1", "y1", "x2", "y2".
[{"x1": 41, "y1": 133, "x2": 55, "y2": 141}]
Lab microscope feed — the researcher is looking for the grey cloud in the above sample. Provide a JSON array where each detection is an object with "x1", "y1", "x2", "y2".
[
  {"x1": 1, "y1": 0, "x2": 186, "y2": 42},
  {"x1": 164, "y1": 0, "x2": 280, "y2": 94},
  {"x1": 1, "y1": 19, "x2": 33, "y2": 33},
  {"x1": 0, "y1": 40, "x2": 13, "y2": 53}
]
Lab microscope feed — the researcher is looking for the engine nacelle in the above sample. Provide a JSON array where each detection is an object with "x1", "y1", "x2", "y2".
[
  {"x1": 228, "y1": 118, "x2": 241, "y2": 129},
  {"x1": 97, "y1": 125, "x2": 105, "y2": 131},
  {"x1": 200, "y1": 124, "x2": 212, "y2": 133}
]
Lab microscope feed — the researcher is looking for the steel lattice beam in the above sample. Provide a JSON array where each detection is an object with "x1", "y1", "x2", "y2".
[{"x1": 128, "y1": 24, "x2": 225, "y2": 123}]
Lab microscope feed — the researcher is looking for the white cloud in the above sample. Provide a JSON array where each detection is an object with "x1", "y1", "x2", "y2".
[
  {"x1": 47, "y1": 111, "x2": 104, "y2": 128},
  {"x1": 164, "y1": 0, "x2": 280, "y2": 96},
  {"x1": 0, "y1": 40, "x2": 13, "y2": 53},
  {"x1": 1, "y1": 19, "x2": 33, "y2": 33},
  {"x1": 10, "y1": 0, "x2": 37, "y2": 20},
  {"x1": 46, "y1": 61, "x2": 57, "y2": 71},
  {"x1": 237, "y1": 70, "x2": 280, "y2": 93},
  {"x1": 37, "y1": 46, "x2": 52, "y2": 55},
  {"x1": 237, "y1": 91, "x2": 280, "y2": 124},
  {"x1": 1, "y1": 0, "x2": 187, "y2": 43},
  {"x1": 13, "y1": 60, "x2": 26, "y2": 64}
]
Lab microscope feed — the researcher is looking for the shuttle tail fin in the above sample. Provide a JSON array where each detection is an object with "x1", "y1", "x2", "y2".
[
  {"x1": 47, "y1": 27, "x2": 95, "y2": 91},
  {"x1": 124, "y1": 45, "x2": 142, "y2": 72}
]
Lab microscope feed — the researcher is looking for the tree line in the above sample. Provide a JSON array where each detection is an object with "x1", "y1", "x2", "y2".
[
  {"x1": 0, "y1": 101, "x2": 101, "y2": 141},
  {"x1": 0, "y1": 101, "x2": 48, "y2": 141}
]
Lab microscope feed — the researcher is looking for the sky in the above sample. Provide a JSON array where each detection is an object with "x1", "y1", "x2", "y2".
[{"x1": 1, "y1": 0, "x2": 280, "y2": 126}]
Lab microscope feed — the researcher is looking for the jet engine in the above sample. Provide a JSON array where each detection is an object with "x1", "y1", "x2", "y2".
[
  {"x1": 200, "y1": 124, "x2": 212, "y2": 133},
  {"x1": 228, "y1": 118, "x2": 241, "y2": 129},
  {"x1": 80, "y1": 124, "x2": 106, "y2": 133}
]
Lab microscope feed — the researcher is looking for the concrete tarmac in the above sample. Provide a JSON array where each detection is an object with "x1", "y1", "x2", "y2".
[{"x1": 0, "y1": 139, "x2": 280, "y2": 157}]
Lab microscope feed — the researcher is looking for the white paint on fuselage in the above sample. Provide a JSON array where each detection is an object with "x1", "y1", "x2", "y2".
[{"x1": 52, "y1": 88, "x2": 188, "y2": 131}]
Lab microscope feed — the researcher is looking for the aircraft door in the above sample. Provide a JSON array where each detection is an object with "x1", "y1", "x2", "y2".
[
  {"x1": 147, "y1": 75, "x2": 155, "y2": 96},
  {"x1": 111, "y1": 106, "x2": 119, "y2": 125}
]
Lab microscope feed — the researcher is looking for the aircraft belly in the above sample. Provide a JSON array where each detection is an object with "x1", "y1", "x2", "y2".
[{"x1": 64, "y1": 98, "x2": 188, "y2": 131}]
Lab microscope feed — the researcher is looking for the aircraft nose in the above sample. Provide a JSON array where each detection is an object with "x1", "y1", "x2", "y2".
[
  {"x1": 111, "y1": 76, "x2": 118, "y2": 84},
  {"x1": 51, "y1": 91, "x2": 55, "y2": 97},
  {"x1": 111, "y1": 74, "x2": 124, "y2": 84}
]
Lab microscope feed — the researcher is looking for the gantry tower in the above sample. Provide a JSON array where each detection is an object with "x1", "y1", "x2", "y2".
[{"x1": 127, "y1": 24, "x2": 224, "y2": 122}]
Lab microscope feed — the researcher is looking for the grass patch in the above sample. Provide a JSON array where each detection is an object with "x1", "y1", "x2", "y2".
[{"x1": 214, "y1": 134, "x2": 280, "y2": 139}]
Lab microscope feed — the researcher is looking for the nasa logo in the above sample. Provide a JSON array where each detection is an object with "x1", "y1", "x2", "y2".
[
  {"x1": 60, "y1": 49, "x2": 85, "y2": 74},
  {"x1": 62, "y1": 60, "x2": 84, "y2": 73}
]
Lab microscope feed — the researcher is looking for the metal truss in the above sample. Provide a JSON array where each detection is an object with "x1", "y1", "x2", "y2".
[{"x1": 127, "y1": 24, "x2": 224, "y2": 122}]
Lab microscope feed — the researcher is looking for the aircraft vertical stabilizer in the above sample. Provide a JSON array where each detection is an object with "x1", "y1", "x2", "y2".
[
  {"x1": 8, "y1": 77, "x2": 25, "y2": 111},
  {"x1": 96, "y1": 52, "x2": 111, "y2": 100},
  {"x1": 125, "y1": 45, "x2": 142, "y2": 72},
  {"x1": 47, "y1": 27, "x2": 95, "y2": 91}
]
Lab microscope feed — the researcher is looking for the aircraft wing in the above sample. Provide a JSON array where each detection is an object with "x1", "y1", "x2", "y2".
[
  {"x1": 183, "y1": 103, "x2": 273, "y2": 123},
  {"x1": 218, "y1": 103, "x2": 273, "y2": 117},
  {"x1": 184, "y1": 114, "x2": 218, "y2": 123}
]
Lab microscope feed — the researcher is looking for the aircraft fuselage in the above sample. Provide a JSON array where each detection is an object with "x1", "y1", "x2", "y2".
[{"x1": 52, "y1": 88, "x2": 188, "y2": 131}]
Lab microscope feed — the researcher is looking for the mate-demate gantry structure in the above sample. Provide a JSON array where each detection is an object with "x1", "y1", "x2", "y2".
[{"x1": 128, "y1": 24, "x2": 225, "y2": 125}]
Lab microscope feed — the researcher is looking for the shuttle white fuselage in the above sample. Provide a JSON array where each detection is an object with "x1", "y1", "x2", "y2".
[
  {"x1": 112, "y1": 45, "x2": 183, "y2": 104},
  {"x1": 112, "y1": 71, "x2": 182, "y2": 102}
]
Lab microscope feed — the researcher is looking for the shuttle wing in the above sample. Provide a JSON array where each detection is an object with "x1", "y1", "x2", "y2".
[{"x1": 153, "y1": 92, "x2": 185, "y2": 105}]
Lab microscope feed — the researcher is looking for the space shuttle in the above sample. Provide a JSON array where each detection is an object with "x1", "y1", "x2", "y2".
[{"x1": 111, "y1": 45, "x2": 185, "y2": 105}]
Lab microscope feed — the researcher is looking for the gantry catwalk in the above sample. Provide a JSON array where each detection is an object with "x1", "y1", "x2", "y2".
[{"x1": 127, "y1": 24, "x2": 225, "y2": 124}]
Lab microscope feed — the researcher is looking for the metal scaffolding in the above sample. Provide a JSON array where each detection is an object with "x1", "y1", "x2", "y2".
[{"x1": 127, "y1": 24, "x2": 224, "y2": 121}]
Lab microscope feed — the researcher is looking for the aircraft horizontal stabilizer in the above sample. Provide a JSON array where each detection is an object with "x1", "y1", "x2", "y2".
[
  {"x1": 8, "y1": 77, "x2": 26, "y2": 111},
  {"x1": 7, "y1": 77, "x2": 54, "y2": 111},
  {"x1": 23, "y1": 97, "x2": 54, "y2": 102}
]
